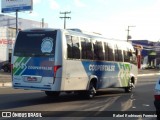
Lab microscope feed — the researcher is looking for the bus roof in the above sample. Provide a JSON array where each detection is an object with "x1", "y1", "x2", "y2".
[{"x1": 19, "y1": 28, "x2": 133, "y2": 50}]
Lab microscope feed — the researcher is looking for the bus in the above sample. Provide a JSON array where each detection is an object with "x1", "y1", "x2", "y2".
[{"x1": 12, "y1": 28, "x2": 138, "y2": 99}]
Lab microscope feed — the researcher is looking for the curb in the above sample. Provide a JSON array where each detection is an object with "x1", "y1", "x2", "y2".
[
  {"x1": 138, "y1": 73, "x2": 160, "y2": 77},
  {"x1": 0, "y1": 82, "x2": 12, "y2": 87}
]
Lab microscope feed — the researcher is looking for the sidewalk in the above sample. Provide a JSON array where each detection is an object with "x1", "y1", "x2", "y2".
[
  {"x1": 0, "y1": 69, "x2": 160, "y2": 87},
  {"x1": 138, "y1": 69, "x2": 160, "y2": 77},
  {"x1": 0, "y1": 70, "x2": 11, "y2": 87}
]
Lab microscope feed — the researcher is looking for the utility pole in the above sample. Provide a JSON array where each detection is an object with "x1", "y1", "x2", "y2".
[
  {"x1": 42, "y1": 18, "x2": 44, "y2": 28},
  {"x1": 59, "y1": 11, "x2": 71, "y2": 29},
  {"x1": 16, "y1": 10, "x2": 18, "y2": 34},
  {"x1": 127, "y1": 26, "x2": 136, "y2": 42}
]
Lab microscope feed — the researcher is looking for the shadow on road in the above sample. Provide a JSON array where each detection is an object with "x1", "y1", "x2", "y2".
[
  {"x1": 0, "y1": 88, "x2": 129, "y2": 111},
  {"x1": 0, "y1": 82, "x2": 156, "y2": 113}
]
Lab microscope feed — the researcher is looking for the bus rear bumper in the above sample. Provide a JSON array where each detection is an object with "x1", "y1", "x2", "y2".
[{"x1": 12, "y1": 84, "x2": 52, "y2": 91}]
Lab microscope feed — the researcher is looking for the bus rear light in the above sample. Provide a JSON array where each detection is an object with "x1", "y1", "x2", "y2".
[
  {"x1": 11, "y1": 64, "x2": 13, "y2": 70},
  {"x1": 54, "y1": 65, "x2": 62, "y2": 78},
  {"x1": 154, "y1": 90, "x2": 160, "y2": 100},
  {"x1": 155, "y1": 95, "x2": 160, "y2": 100},
  {"x1": 11, "y1": 64, "x2": 13, "y2": 80}
]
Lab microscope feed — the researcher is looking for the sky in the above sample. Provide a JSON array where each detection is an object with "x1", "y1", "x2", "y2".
[{"x1": 1, "y1": 0, "x2": 160, "y2": 41}]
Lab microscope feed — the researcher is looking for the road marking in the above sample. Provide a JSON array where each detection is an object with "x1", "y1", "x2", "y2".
[{"x1": 142, "y1": 104, "x2": 150, "y2": 107}]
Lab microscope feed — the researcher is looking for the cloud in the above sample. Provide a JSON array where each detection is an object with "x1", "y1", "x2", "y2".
[
  {"x1": 74, "y1": 0, "x2": 86, "y2": 7},
  {"x1": 48, "y1": 0, "x2": 60, "y2": 10}
]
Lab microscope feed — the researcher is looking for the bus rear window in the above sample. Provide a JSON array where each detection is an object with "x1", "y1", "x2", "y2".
[{"x1": 14, "y1": 30, "x2": 57, "y2": 57}]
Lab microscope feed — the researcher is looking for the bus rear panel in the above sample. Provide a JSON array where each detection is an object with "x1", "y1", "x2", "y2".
[{"x1": 12, "y1": 29, "x2": 62, "y2": 91}]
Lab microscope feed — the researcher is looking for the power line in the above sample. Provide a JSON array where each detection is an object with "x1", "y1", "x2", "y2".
[{"x1": 59, "y1": 11, "x2": 71, "y2": 29}]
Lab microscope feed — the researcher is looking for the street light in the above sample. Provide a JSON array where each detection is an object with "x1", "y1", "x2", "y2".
[{"x1": 127, "y1": 26, "x2": 136, "y2": 42}]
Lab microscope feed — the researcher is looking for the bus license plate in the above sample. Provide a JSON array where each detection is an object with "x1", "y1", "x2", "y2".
[
  {"x1": 23, "y1": 75, "x2": 42, "y2": 83},
  {"x1": 27, "y1": 77, "x2": 37, "y2": 82}
]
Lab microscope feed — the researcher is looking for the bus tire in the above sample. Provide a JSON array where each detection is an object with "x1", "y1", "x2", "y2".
[
  {"x1": 86, "y1": 82, "x2": 96, "y2": 99},
  {"x1": 124, "y1": 79, "x2": 134, "y2": 93},
  {"x1": 45, "y1": 91, "x2": 60, "y2": 97},
  {"x1": 124, "y1": 87, "x2": 132, "y2": 93}
]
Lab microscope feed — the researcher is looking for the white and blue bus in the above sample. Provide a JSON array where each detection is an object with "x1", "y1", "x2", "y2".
[{"x1": 12, "y1": 28, "x2": 138, "y2": 98}]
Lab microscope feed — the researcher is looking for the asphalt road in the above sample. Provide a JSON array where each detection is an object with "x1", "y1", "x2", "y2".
[{"x1": 0, "y1": 73, "x2": 159, "y2": 120}]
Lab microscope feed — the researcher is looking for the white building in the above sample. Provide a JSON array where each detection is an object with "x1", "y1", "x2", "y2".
[{"x1": 0, "y1": 14, "x2": 48, "y2": 63}]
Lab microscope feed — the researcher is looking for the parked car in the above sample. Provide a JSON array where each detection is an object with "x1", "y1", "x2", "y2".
[
  {"x1": 0, "y1": 61, "x2": 11, "y2": 72},
  {"x1": 0, "y1": 61, "x2": 8, "y2": 70},
  {"x1": 154, "y1": 78, "x2": 160, "y2": 119}
]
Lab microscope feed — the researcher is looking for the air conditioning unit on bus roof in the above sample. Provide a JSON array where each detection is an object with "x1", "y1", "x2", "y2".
[
  {"x1": 68, "y1": 28, "x2": 82, "y2": 32},
  {"x1": 68, "y1": 28, "x2": 102, "y2": 36}
]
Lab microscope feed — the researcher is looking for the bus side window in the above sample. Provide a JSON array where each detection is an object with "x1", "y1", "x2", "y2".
[
  {"x1": 128, "y1": 49, "x2": 137, "y2": 65},
  {"x1": 128, "y1": 49, "x2": 133, "y2": 57},
  {"x1": 86, "y1": 39, "x2": 93, "y2": 60},
  {"x1": 117, "y1": 46, "x2": 123, "y2": 62},
  {"x1": 128, "y1": 48, "x2": 133, "y2": 62},
  {"x1": 66, "y1": 35, "x2": 73, "y2": 58},
  {"x1": 66, "y1": 35, "x2": 80, "y2": 59},
  {"x1": 104, "y1": 42, "x2": 109, "y2": 61},
  {"x1": 93, "y1": 40, "x2": 104, "y2": 60},
  {"x1": 114, "y1": 44, "x2": 118, "y2": 61},
  {"x1": 80, "y1": 38, "x2": 93, "y2": 60},
  {"x1": 108, "y1": 43, "x2": 114, "y2": 61},
  {"x1": 72, "y1": 36, "x2": 80, "y2": 59},
  {"x1": 80, "y1": 38, "x2": 87, "y2": 59},
  {"x1": 133, "y1": 52, "x2": 137, "y2": 65},
  {"x1": 123, "y1": 50, "x2": 130, "y2": 62}
]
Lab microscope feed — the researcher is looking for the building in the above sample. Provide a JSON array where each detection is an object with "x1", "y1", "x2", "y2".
[
  {"x1": 131, "y1": 40, "x2": 158, "y2": 68},
  {"x1": 0, "y1": 14, "x2": 48, "y2": 63}
]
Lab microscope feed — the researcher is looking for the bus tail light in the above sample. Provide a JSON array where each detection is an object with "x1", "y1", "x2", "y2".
[
  {"x1": 11, "y1": 64, "x2": 13, "y2": 71},
  {"x1": 54, "y1": 65, "x2": 62, "y2": 78},
  {"x1": 11, "y1": 64, "x2": 13, "y2": 80},
  {"x1": 154, "y1": 90, "x2": 160, "y2": 100}
]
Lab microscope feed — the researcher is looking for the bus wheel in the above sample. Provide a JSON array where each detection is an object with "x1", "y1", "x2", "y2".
[
  {"x1": 45, "y1": 91, "x2": 60, "y2": 97},
  {"x1": 124, "y1": 80, "x2": 134, "y2": 93},
  {"x1": 86, "y1": 82, "x2": 96, "y2": 99}
]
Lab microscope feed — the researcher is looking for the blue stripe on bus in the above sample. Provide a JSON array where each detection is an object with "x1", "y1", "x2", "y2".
[
  {"x1": 81, "y1": 61, "x2": 131, "y2": 88},
  {"x1": 81, "y1": 61, "x2": 121, "y2": 88},
  {"x1": 20, "y1": 57, "x2": 54, "y2": 77},
  {"x1": 81, "y1": 61, "x2": 119, "y2": 77}
]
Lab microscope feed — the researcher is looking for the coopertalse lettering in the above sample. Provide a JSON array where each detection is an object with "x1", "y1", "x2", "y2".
[
  {"x1": 28, "y1": 66, "x2": 52, "y2": 71},
  {"x1": 89, "y1": 64, "x2": 115, "y2": 71}
]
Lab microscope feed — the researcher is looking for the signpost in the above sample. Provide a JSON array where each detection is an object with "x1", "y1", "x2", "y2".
[
  {"x1": 135, "y1": 45, "x2": 143, "y2": 69},
  {"x1": 1, "y1": 0, "x2": 33, "y2": 13},
  {"x1": 1, "y1": 0, "x2": 33, "y2": 34}
]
